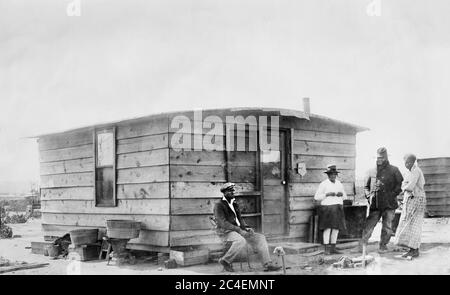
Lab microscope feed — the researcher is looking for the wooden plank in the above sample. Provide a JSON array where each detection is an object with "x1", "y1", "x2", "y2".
[
  {"x1": 263, "y1": 186, "x2": 285, "y2": 200},
  {"x1": 41, "y1": 199, "x2": 170, "y2": 215},
  {"x1": 281, "y1": 116, "x2": 358, "y2": 134},
  {"x1": 170, "y1": 165, "x2": 226, "y2": 182},
  {"x1": 170, "y1": 182, "x2": 256, "y2": 198},
  {"x1": 170, "y1": 215, "x2": 213, "y2": 231},
  {"x1": 117, "y1": 166, "x2": 169, "y2": 184},
  {"x1": 169, "y1": 249, "x2": 209, "y2": 266},
  {"x1": 40, "y1": 158, "x2": 94, "y2": 175},
  {"x1": 117, "y1": 134, "x2": 168, "y2": 154},
  {"x1": 289, "y1": 197, "x2": 315, "y2": 211},
  {"x1": 39, "y1": 130, "x2": 92, "y2": 151},
  {"x1": 288, "y1": 182, "x2": 355, "y2": 197},
  {"x1": 424, "y1": 183, "x2": 450, "y2": 192},
  {"x1": 117, "y1": 118, "x2": 168, "y2": 139},
  {"x1": 42, "y1": 212, "x2": 170, "y2": 231},
  {"x1": 423, "y1": 174, "x2": 450, "y2": 184},
  {"x1": 421, "y1": 166, "x2": 450, "y2": 174},
  {"x1": 129, "y1": 229, "x2": 169, "y2": 246},
  {"x1": 170, "y1": 197, "x2": 258, "y2": 215},
  {"x1": 41, "y1": 187, "x2": 94, "y2": 201},
  {"x1": 293, "y1": 141, "x2": 356, "y2": 157},
  {"x1": 289, "y1": 210, "x2": 314, "y2": 224},
  {"x1": 289, "y1": 169, "x2": 355, "y2": 183},
  {"x1": 117, "y1": 149, "x2": 169, "y2": 169},
  {"x1": 170, "y1": 150, "x2": 225, "y2": 166},
  {"x1": 41, "y1": 172, "x2": 93, "y2": 188},
  {"x1": 288, "y1": 224, "x2": 310, "y2": 238},
  {"x1": 169, "y1": 230, "x2": 221, "y2": 247},
  {"x1": 418, "y1": 158, "x2": 450, "y2": 167},
  {"x1": 229, "y1": 166, "x2": 257, "y2": 183},
  {"x1": 117, "y1": 183, "x2": 169, "y2": 199},
  {"x1": 40, "y1": 144, "x2": 92, "y2": 163},
  {"x1": 262, "y1": 214, "x2": 285, "y2": 235},
  {"x1": 293, "y1": 130, "x2": 356, "y2": 144},
  {"x1": 292, "y1": 155, "x2": 355, "y2": 170},
  {"x1": 168, "y1": 133, "x2": 225, "y2": 151},
  {"x1": 263, "y1": 200, "x2": 284, "y2": 214},
  {"x1": 425, "y1": 192, "x2": 450, "y2": 199}
]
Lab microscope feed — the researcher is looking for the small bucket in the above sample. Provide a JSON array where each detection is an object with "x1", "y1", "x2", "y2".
[{"x1": 46, "y1": 245, "x2": 60, "y2": 258}]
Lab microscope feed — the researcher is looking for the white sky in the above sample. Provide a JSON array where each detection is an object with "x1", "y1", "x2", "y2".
[{"x1": 1, "y1": 0, "x2": 450, "y2": 184}]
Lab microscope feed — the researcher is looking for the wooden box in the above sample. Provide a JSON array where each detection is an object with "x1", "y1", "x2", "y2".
[
  {"x1": 68, "y1": 244, "x2": 101, "y2": 261},
  {"x1": 31, "y1": 241, "x2": 55, "y2": 255},
  {"x1": 169, "y1": 249, "x2": 209, "y2": 266}
]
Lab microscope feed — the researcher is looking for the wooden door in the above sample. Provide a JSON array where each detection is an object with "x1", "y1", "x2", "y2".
[{"x1": 261, "y1": 130, "x2": 288, "y2": 237}]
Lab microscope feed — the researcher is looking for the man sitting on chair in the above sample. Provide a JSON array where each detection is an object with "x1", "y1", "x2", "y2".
[{"x1": 213, "y1": 182, "x2": 281, "y2": 272}]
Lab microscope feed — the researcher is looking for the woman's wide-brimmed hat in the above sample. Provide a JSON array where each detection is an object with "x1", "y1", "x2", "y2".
[{"x1": 324, "y1": 164, "x2": 340, "y2": 174}]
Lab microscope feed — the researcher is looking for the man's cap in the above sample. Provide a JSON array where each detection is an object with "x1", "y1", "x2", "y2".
[
  {"x1": 324, "y1": 164, "x2": 340, "y2": 174},
  {"x1": 220, "y1": 182, "x2": 236, "y2": 193},
  {"x1": 377, "y1": 147, "x2": 388, "y2": 157}
]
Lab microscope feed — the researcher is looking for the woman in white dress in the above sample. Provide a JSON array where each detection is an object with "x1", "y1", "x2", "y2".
[{"x1": 314, "y1": 165, "x2": 348, "y2": 255}]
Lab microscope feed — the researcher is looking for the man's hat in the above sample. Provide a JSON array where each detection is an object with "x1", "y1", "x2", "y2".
[
  {"x1": 377, "y1": 147, "x2": 388, "y2": 157},
  {"x1": 324, "y1": 164, "x2": 340, "y2": 174},
  {"x1": 220, "y1": 182, "x2": 236, "y2": 193}
]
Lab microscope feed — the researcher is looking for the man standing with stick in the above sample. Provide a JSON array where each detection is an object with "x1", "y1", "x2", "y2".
[{"x1": 356, "y1": 147, "x2": 404, "y2": 253}]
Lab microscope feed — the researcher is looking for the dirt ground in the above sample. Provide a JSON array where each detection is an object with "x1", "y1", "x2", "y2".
[{"x1": 1, "y1": 218, "x2": 450, "y2": 275}]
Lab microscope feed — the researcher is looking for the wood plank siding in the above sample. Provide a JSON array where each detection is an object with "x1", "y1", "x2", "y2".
[
  {"x1": 39, "y1": 117, "x2": 171, "y2": 246},
  {"x1": 418, "y1": 157, "x2": 450, "y2": 216},
  {"x1": 37, "y1": 110, "x2": 363, "y2": 249}
]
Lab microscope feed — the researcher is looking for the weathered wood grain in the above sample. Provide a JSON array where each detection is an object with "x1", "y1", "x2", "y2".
[
  {"x1": 117, "y1": 183, "x2": 169, "y2": 199},
  {"x1": 39, "y1": 130, "x2": 92, "y2": 151},
  {"x1": 424, "y1": 183, "x2": 450, "y2": 192},
  {"x1": 421, "y1": 166, "x2": 450, "y2": 175},
  {"x1": 423, "y1": 174, "x2": 450, "y2": 184},
  {"x1": 293, "y1": 141, "x2": 356, "y2": 157},
  {"x1": 117, "y1": 134, "x2": 168, "y2": 154},
  {"x1": 170, "y1": 182, "x2": 256, "y2": 198},
  {"x1": 292, "y1": 155, "x2": 355, "y2": 170},
  {"x1": 117, "y1": 118, "x2": 168, "y2": 139},
  {"x1": 170, "y1": 215, "x2": 213, "y2": 231},
  {"x1": 418, "y1": 158, "x2": 450, "y2": 167},
  {"x1": 117, "y1": 149, "x2": 169, "y2": 169},
  {"x1": 40, "y1": 144, "x2": 92, "y2": 163},
  {"x1": 171, "y1": 197, "x2": 258, "y2": 215},
  {"x1": 289, "y1": 197, "x2": 315, "y2": 211},
  {"x1": 289, "y1": 210, "x2": 314, "y2": 224},
  {"x1": 293, "y1": 130, "x2": 356, "y2": 144},
  {"x1": 117, "y1": 166, "x2": 169, "y2": 184},
  {"x1": 288, "y1": 224, "x2": 310, "y2": 238},
  {"x1": 41, "y1": 172, "x2": 93, "y2": 188},
  {"x1": 288, "y1": 182, "x2": 355, "y2": 197},
  {"x1": 289, "y1": 169, "x2": 355, "y2": 183},
  {"x1": 169, "y1": 230, "x2": 220, "y2": 247},
  {"x1": 170, "y1": 165, "x2": 226, "y2": 182},
  {"x1": 41, "y1": 199, "x2": 170, "y2": 215},
  {"x1": 40, "y1": 158, "x2": 94, "y2": 175},
  {"x1": 41, "y1": 187, "x2": 94, "y2": 201}
]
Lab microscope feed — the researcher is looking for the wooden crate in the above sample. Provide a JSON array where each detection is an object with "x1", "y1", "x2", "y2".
[
  {"x1": 169, "y1": 249, "x2": 209, "y2": 266},
  {"x1": 68, "y1": 244, "x2": 101, "y2": 261},
  {"x1": 30, "y1": 241, "x2": 55, "y2": 255}
]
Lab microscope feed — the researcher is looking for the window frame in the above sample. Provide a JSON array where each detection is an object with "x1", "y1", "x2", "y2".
[{"x1": 93, "y1": 127, "x2": 117, "y2": 207}]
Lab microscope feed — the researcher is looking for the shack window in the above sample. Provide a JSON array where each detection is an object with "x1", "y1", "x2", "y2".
[{"x1": 94, "y1": 128, "x2": 116, "y2": 207}]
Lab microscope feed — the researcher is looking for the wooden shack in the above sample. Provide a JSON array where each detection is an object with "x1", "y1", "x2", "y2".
[
  {"x1": 35, "y1": 106, "x2": 368, "y2": 253},
  {"x1": 418, "y1": 157, "x2": 450, "y2": 216}
]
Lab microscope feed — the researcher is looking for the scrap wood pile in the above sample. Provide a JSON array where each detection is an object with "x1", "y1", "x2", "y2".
[
  {"x1": 0, "y1": 256, "x2": 49, "y2": 274},
  {"x1": 332, "y1": 255, "x2": 375, "y2": 269}
]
